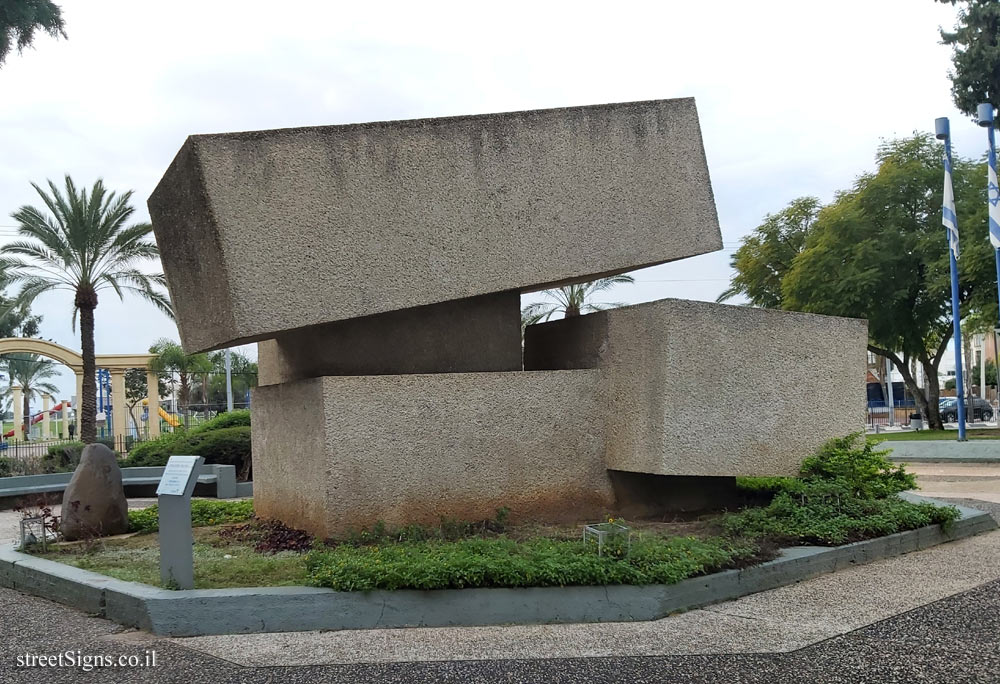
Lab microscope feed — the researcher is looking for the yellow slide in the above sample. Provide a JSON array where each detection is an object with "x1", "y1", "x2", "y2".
[
  {"x1": 158, "y1": 406, "x2": 181, "y2": 428},
  {"x1": 142, "y1": 399, "x2": 181, "y2": 428}
]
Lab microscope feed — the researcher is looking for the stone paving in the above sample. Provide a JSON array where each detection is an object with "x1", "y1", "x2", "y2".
[{"x1": 0, "y1": 498, "x2": 995, "y2": 682}]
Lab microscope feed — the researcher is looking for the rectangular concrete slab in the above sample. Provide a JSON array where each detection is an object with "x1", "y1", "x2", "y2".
[
  {"x1": 149, "y1": 98, "x2": 721, "y2": 352},
  {"x1": 251, "y1": 371, "x2": 614, "y2": 537},
  {"x1": 524, "y1": 299, "x2": 868, "y2": 476}
]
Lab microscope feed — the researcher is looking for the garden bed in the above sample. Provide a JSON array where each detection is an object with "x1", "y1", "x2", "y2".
[
  {"x1": 2, "y1": 434, "x2": 994, "y2": 635},
  {"x1": 24, "y1": 435, "x2": 964, "y2": 592}
]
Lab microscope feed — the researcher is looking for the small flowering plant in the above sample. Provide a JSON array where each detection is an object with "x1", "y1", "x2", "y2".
[{"x1": 583, "y1": 516, "x2": 632, "y2": 557}]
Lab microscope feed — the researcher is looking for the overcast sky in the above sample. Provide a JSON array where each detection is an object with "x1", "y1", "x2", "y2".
[{"x1": 0, "y1": 0, "x2": 978, "y2": 397}]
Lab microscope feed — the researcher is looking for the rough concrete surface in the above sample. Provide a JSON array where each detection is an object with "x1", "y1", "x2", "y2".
[
  {"x1": 149, "y1": 98, "x2": 722, "y2": 352},
  {"x1": 257, "y1": 291, "x2": 522, "y2": 385},
  {"x1": 252, "y1": 371, "x2": 614, "y2": 536},
  {"x1": 526, "y1": 298, "x2": 868, "y2": 476}
]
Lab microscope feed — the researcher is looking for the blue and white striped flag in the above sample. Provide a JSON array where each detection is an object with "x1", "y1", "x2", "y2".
[
  {"x1": 943, "y1": 152, "x2": 960, "y2": 260},
  {"x1": 989, "y1": 141, "x2": 1000, "y2": 248}
]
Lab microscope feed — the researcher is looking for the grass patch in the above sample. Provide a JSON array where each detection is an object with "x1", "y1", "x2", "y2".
[
  {"x1": 127, "y1": 499, "x2": 254, "y2": 534},
  {"x1": 876, "y1": 429, "x2": 1000, "y2": 441},
  {"x1": 37, "y1": 527, "x2": 306, "y2": 588}
]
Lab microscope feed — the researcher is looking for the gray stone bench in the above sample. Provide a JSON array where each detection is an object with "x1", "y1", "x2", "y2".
[{"x1": 0, "y1": 464, "x2": 241, "y2": 502}]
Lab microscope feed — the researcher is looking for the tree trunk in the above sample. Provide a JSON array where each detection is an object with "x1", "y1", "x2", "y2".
[
  {"x1": 890, "y1": 354, "x2": 930, "y2": 426},
  {"x1": 79, "y1": 303, "x2": 97, "y2": 443},
  {"x1": 921, "y1": 357, "x2": 944, "y2": 430}
]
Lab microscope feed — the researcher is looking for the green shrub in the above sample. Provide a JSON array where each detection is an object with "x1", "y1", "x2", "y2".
[
  {"x1": 305, "y1": 535, "x2": 757, "y2": 591},
  {"x1": 124, "y1": 430, "x2": 186, "y2": 466},
  {"x1": 725, "y1": 434, "x2": 956, "y2": 546},
  {"x1": 799, "y1": 433, "x2": 915, "y2": 498},
  {"x1": 128, "y1": 498, "x2": 255, "y2": 534},
  {"x1": 123, "y1": 426, "x2": 252, "y2": 479},
  {"x1": 0, "y1": 456, "x2": 12, "y2": 478},
  {"x1": 190, "y1": 409, "x2": 251, "y2": 434},
  {"x1": 735, "y1": 476, "x2": 799, "y2": 495},
  {"x1": 40, "y1": 442, "x2": 86, "y2": 474}
]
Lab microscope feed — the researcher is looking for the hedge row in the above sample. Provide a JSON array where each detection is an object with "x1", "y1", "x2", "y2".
[{"x1": 122, "y1": 426, "x2": 252, "y2": 479}]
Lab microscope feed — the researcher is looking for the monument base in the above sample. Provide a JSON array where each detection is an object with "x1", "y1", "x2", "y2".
[{"x1": 251, "y1": 371, "x2": 615, "y2": 538}]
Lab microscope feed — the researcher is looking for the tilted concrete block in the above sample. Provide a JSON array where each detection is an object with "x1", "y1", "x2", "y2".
[
  {"x1": 524, "y1": 299, "x2": 868, "y2": 476},
  {"x1": 149, "y1": 98, "x2": 721, "y2": 352},
  {"x1": 251, "y1": 371, "x2": 614, "y2": 537}
]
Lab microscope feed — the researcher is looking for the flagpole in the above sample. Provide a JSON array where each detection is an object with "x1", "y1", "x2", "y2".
[
  {"x1": 977, "y1": 103, "x2": 1000, "y2": 415},
  {"x1": 936, "y1": 117, "x2": 968, "y2": 440}
]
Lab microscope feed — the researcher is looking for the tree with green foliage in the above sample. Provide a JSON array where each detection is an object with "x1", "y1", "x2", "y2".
[
  {"x1": 937, "y1": 0, "x2": 1000, "y2": 117},
  {"x1": 521, "y1": 274, "x2": 635, "y2": 328},
  {"x1": 199, "y1": 350, "x2": 257, "y2": 408},
  {"x1": 0, "y1": 299, "x2": 41, "y2": 339},
  {"x1": 781, "y1": 135, "x2": 993, "y2": 429},
  {"x1": 148, "y1": 338, "x2": 212, "y2": 427},
  {"x1": 717, "y1": 197, "x2": 820, "y2": 306},
  {"x1": 3, "y1": 176, "x2": 172, "y2": 443},
  {"x1": 0, "y1": 0, "x2": 65, "y2": 67},
  {"x1": 3, "y1": 353, "x2": 59, "y2": 439}
]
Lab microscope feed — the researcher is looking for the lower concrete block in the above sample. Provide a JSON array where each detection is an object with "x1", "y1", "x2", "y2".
[
  {"x1": 525, "y1": 298, "x2": 868, "y2": 477},
  {"x1": 251, "y1": 370, "x2": 614, "y2": 537}
]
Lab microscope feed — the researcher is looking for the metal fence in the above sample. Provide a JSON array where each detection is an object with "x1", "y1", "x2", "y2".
[
  {"x1": 866, "y1": 402, "x2": 918, "y2": 428},
  {"x1": 0, "y1": 435, "x2": 147, "y2": 477},
  {"x1": 866, "y1": 400, "x2": 999, "y2": 428}
]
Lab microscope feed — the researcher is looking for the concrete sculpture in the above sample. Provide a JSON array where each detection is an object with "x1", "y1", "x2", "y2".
[{"x1": 150, "y1": 98, "x2": 867, "y2": 537}]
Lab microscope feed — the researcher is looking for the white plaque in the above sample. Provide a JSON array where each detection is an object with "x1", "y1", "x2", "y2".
[{"x1": 156, "y1": 455, "x2": 201, "y2": 496}]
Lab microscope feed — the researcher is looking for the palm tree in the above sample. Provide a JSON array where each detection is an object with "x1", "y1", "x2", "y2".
[
  {"x1": 2, "y1": 176, "x2": 172, "y2": 443},
  {"x1": 148, "y1": 338, "x2": 211, "y2": 428},
  {"x1": 0, "y1": 0, "x2": 66, "y2": 67},
  {"x1": 3, "y1": 353, "x2": 59, "y2": 439},
  {"x1": 521, "y1": 274, "x2": 635, "y2": 327}
]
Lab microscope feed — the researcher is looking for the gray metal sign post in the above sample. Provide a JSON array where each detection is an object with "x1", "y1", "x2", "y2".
[{"x1": 156, "y1": 455, "x2": 204, "y2": 589}]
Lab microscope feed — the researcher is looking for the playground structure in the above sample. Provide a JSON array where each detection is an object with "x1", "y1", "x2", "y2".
[
  {"x1": 0, "y1": 338, "x2": 162, "y2": 445},
  {"x1": 3, "y1": 399, "x2": 72, "y2": 439},
  {"x1": 143, "y1": 399, "x2": 181, "y2": 428}
]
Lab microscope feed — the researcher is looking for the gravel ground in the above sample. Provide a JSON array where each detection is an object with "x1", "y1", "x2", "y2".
[
  {"x1": 0, "y1": 497, "x2": 996, "y2": 682},
  {"x1": 1, "y1": 578, "x2": 999, "y2": 683}
]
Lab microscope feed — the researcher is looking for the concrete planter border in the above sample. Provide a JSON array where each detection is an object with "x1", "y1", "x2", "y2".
[
  {"x1": 885, "y1": 439, "x2": 1000, "y2": 463},
  {"x1": 0, "y1": 494, "x2": 992, "y2": 637}
]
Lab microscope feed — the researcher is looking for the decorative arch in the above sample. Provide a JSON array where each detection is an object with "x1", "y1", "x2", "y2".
[
  {"x1": 0, "y1": 338, "x2": 161, "y2": 443},
  {"x1": 0, "y1": 338, "x2": 84, "y2": 372}
]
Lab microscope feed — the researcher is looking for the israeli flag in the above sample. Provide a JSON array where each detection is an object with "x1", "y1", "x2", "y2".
[
  {"x1": 989, "y1": 146, "x2": 1000, "y2": 248},
  {"x1": 943, "y1": 152, "x2": 959, "y2": 260}
]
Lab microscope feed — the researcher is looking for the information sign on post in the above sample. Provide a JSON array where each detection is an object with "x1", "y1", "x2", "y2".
[{"x1": 157, "y1": 455, "x2": 204, "y2": 589}]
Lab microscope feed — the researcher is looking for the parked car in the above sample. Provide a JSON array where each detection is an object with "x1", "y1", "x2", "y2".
[{"x1": 939, "y1": 397, "x2": 995, "y2": 422}]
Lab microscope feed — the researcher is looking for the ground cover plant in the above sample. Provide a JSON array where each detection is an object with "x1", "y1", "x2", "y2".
[{"x1": 28, "y1": 434, "x2": 960, "y2": 591}]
